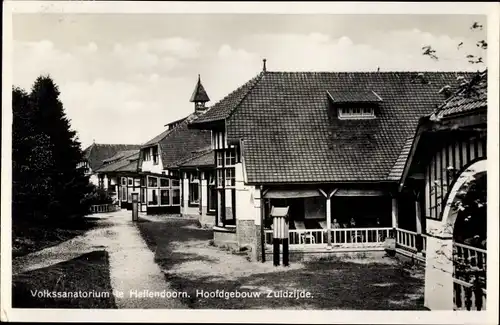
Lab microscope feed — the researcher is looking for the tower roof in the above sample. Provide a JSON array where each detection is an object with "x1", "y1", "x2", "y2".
[{"x1": 190, "y1": 74, "x2": 210, "y2": 103}]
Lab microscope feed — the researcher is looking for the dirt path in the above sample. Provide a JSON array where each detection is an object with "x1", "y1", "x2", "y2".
[{"x1": 12, "y1": 211, "x2": 185, "y2": 309}]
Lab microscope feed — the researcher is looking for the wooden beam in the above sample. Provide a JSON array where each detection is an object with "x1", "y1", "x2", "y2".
[{"x1": 318, "y1": 188, "x2": 328, "y2": 198}]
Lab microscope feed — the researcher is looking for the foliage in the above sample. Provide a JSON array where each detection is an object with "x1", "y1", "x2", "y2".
[
  {"x1": 12, "y1": 75, "x2": 92, "y2": 224},
  {"x1": 422, "y1": 21, "x2": 486, "y2": 64},
  {"x1": 80, "y1": 185, "x2": 114, "y2": 209}
]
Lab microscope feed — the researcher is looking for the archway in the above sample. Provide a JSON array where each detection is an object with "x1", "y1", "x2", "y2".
[{"x1": 424, "y1": 159, "x2": 487, "y2": 310}]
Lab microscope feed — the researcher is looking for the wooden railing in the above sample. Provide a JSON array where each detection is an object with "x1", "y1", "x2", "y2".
[
  {"x1": 89, "y1": 204, "x2": 118, "y2": 214},
  {"x1": 454, "y1": 242, "x2": 487, "y2": 271},
  {"x1": 453, "y1": 278, "x2": 486, "y2": 311},
  {"x1": 395, "y1": 228, "x2": 427, "y2": 255},
  {"x1": 264, "y1": 227, "x2": 392, "y2": 247}
]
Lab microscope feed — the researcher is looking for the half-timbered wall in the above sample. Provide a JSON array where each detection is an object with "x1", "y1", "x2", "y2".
[
  {"x1": 212, "y1": 130, "x2": 240, "y2": 227},
  {"x1": 425, "y1": 134, "x2": 486, "y2": 220}
]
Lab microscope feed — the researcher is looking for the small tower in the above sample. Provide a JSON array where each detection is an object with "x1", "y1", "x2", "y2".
[{"x1": 190, "y1": 74, "x2": 210, "y2": 112}]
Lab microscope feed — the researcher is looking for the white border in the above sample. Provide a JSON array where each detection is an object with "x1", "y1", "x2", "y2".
[{"x1": 2, "y1": 1, "x2": 499, "y2": 324}]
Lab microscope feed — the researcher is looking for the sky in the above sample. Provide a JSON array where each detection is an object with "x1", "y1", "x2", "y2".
[{"x1": 12, "y1": 14, "x2": 487, "y2": 149}]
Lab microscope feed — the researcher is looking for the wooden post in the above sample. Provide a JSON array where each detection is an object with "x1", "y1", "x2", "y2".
[
  {"x1": 326, "y1": 197, "x2": 331, "y2": 246},
  {"x1": 283, "y1": 238, "x2": 289, "y2": 266},
  {"x1": 415, "y1": 194, "x2": 424, "y2": 252},
  {"x1": 273, "y1": 238, "x2": 280, "y2": 266},
  {"x1": 391, "y1": 197, "x2": 398, "y2": 229}
]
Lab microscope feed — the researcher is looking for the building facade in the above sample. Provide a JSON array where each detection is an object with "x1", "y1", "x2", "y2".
[
  {"x1": 189, "y1": 63, "x2": 473, "y2": 261},
  {"x1": 400, "y1": 71, "x2": 487, "y2": 310}
]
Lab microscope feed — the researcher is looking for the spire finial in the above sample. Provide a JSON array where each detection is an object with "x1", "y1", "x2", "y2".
[{"x1": 262, "y1": 58, "x2": 267, "y2": 72}]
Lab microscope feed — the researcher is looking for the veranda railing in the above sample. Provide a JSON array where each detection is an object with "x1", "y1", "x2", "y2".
[
  {"x1": 89, "y1": 203, "x2": 118, "y2": 214},
  {"x1": 453, "y1": 277, "x2": 487, "y2": 311},
  {"x1": 264, "y1": 227, "x2": 392, "y2": 247}
]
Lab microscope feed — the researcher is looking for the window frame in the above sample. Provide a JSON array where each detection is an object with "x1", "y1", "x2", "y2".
[{"x1": 338, "y1": 106, "x2": 375, "y2": 120}]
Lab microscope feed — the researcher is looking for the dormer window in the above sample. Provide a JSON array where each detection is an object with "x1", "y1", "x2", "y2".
[
  {"x1": 327, "y1": 90, "x2": 382, "y2": 120},
  {"x1": 338, "y1": 106, "x2": 375, "y2": 119}
]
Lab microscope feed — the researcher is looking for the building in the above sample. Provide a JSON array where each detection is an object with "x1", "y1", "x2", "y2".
[
  {"x1": 81, "y1": 143, "x2": 141, "y2": 186},
  {"x1": 137, "y1": 75, "x2": 214, "y2": 221},
  {"x1": 189, "y1": 61, "x2": 472, "y2": 260},
  {"x1": 399, "y1": 70, "x2": 487, "y2": 310},
  {"x1": 94, "y1": 149, "x2": 142, "y2": 209}
]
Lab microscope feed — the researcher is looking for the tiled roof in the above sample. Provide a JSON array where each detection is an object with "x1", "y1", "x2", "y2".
[
  {"x1": 142, "y1": 112, "x2": 212, "y2": 169},
  {"x1": 190, "y1": 75, "x2": 210, "y2": 102},
  {"x1": 176, "y1": 148, "x2": 214, "y2": 168},
  {"x1": 430, "y1": 70, "x2": 487, "y2": 121},
  {"x1": 102, "y1": 149, "x2": 139, "y2": 164},
  {"x1": 327, "y1": 90, "x2": 383, "y2": 103},
  {"x1": 189, "y1": 72, "x2": 264, "y2": 125},
  {"x1": 226, "y1": 71, "x2": 472, "y2": 184},
  {"x1": 83, "y1": 143, "x2": 141, "y2": 171},
  {"x1": 95, "y1": 150, "x2": 140, "y2": 173},
  {"x1": 387, "y1": 136, "x2": 414, "y2": 181}
]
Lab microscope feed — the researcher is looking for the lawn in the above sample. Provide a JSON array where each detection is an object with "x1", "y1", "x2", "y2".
[
  {"x1": 12, "y1": 250, "x2": 117, "y2": 309},
  {"x1": 12, "y1": 217, "x2": 98, "y2": 258},
  {"x1": 137, "y1": 218, "x2": 427, "y2": 310}
]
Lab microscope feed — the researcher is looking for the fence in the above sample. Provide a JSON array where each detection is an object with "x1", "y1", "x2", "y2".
[
  {"x1": 89, "y1": 203, "x2": 119, "y2": 214},
  {"x1": 453, "y1": 278, "x2": 487, "y2": 311},
  {"x1": 264, "y1": 227, "x2": 393, "y2": 248}
]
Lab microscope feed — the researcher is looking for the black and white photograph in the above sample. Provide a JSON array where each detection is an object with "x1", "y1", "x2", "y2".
[{"x1": 1, "y1": 1, "x2": 498, "y2": 323}]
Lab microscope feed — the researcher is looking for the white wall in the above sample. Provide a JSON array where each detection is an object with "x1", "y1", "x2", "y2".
[{"x1": 140, "y1": 146, "x2": 164, "y2": 174}]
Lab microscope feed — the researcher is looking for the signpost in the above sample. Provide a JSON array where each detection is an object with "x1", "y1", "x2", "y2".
[
  {"x1": 132, "y1": 192, "x2": 139, "y2": 222},
  {"x1": 271, "y1": 206, "x2": 290, "y2": 266}
]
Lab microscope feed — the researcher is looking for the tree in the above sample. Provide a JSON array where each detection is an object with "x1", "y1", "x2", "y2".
[
  {"x1": 12, "y1": 76, "x2": 92, "y2": 223},
  {"x1": 422, "y1": 21, "x2": 487, "y2": 65}
]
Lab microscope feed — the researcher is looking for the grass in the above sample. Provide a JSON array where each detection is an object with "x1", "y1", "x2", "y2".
[
  {"x1": 137, "y1": 218, "x2": 427, "y2": 310},
  {"x1": 12, "y1": 218, "x2": 98, "y2": 257},
  {"x1": 12, "y1": 250, "x2": 117, "y2": 309}
]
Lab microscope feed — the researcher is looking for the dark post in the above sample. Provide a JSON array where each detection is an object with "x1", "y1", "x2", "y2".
[
  {"x1": 273, "y1": 238, "x2": 280, "y2": 266},
  {"x1": 132, "y1": 192, "x2": 139, "y2": 221},
  {"x1": 282, "y1": 238, "x2": 289, "y2": 266}
]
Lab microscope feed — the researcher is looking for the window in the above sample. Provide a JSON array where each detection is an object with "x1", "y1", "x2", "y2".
[
  {"x1": 338, "y1": 106, "x2": 375, "y2": 119},
  {"x1": 160, "y1": 178, "x2": 170, "y2": 188},
  {"x1": 147, "y1": 176, "x2": 158, "y2": 187},
  {"x1": 121, "y1": 177, "x2": 127, "y2": 186},
  {"x1": 121, "y1": 186, "x2": 127, "y2": 201},
  {"x1": 140, "y1": 177, "x2": 146, "y2": 187},
  {"x1": 172, "y1": 179, "x2": 180, "y2": 187},
  {"x1": 172, "y1": 189, "x2": 181, "y2": 205},
  {"x1": 140, "y1": 188, "x2": 146, "y2": 204},
  {"x1": 160, "y1": 189, "x2": 170, "y2": 205},
  {"x1": 217, "y1": 169, "x2": 224, "y2": 188},
  {"x1": 134, "y1": 178, "x2": 141, "y2": 187},
  {"x1": 208, "y1": 172, "x2": 216, "y2": 213},
  {"x1": 225, "y1": 149, "x2": 236, "y2": 166},
  {"x1": 216, "y1": 151, "x2": 224, "y2": 167},
  {"x1": 152, "y1": 146, "x2": 159, "y2": 165},
  {"x1": 128, "y1": 178, "x2": 133, "y2": 186},
  {"x1": 143, "y1": 148, "x2": 151, "y2": 161},
  {"x1": 225, "y1": 169, "x2": 235, "y2": 187},
  {"x1": 148, "y1": 189, "x2": 158, "y2": 206}
]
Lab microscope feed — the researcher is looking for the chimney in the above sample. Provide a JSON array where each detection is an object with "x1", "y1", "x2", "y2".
[{"x1": 262, "y1": 58, "x2": 267, "y2": 72}]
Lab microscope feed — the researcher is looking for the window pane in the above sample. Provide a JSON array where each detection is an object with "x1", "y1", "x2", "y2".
[
  {"x1": 160, "y1": 178, "x2": 170, "y2": 187},
  {"x1": 121, "y1": 177, "x2": 127, "y2": 185},
  {"x1": 148, "y1": 189, "x2": 158, "y2": 205},
  {"x1": 160, "y1": 189, "x2": 170, "y2": 205},
  {"x1": 172, "y1": 179, "x2": 180, "y2": 187},
  {"x1": 148, "y1": 176, "x2": 158, "y2": 187},
  {"x1": 216, "y1": 152, "x2": 224, "y2": 167},
  {"x1": 140, "y1": 177, "x2": 145, "y2": 187},
  {"x1": 189, "y1": 183, "x2": 200, "y2": 203},
  {"x1": 172, "y1": 189, "x2": 180, "y2": 205}
]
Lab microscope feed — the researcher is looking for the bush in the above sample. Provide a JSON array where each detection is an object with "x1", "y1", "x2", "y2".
[{"x1": 80, "y1": 185, "x2": 113, "y2": 210}]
